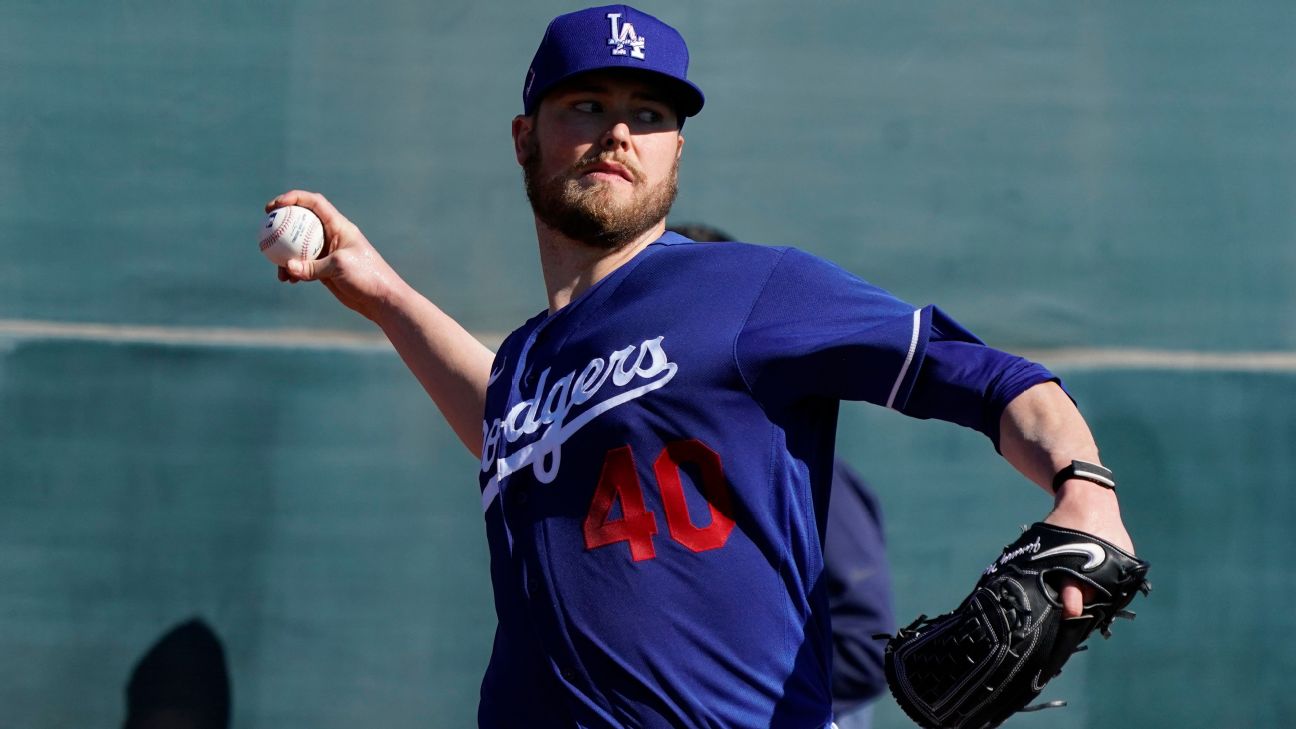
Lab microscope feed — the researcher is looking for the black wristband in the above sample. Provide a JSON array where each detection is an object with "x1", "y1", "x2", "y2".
[{"x1": 1051, "y1": 460, "x2": 1116, "y2": 492}]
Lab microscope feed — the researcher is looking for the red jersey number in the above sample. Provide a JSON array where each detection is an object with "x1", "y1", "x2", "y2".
[
  {"x1": 583, "y1": 445, "x2": 659, "y2": 562},
  {"x1": 584, "y1": 439, "x2": 735, "y2": 561}
]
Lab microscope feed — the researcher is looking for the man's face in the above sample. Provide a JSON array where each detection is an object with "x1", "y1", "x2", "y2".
[{"x1": 514, "y1": 70, "x2": 686, "y2": 250}]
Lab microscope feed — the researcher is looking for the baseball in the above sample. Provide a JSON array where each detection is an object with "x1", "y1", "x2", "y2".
[{"x1": 259, "y1": 205, "x2": 324, "y2": 266}]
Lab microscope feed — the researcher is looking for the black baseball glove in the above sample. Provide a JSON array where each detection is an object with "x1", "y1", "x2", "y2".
[{"x1": 880, "y1": 522, "x2": 1150, "y2": 729}]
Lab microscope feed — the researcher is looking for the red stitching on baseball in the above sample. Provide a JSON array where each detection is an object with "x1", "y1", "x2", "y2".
[
  {"x1": 299, "y1": 221, "x2": 318, "y2": 261},
  {"x1": 260, "y1": 210, "x2": 295, "y2": 252}
]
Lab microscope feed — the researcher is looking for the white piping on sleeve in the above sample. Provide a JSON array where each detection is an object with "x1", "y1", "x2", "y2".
[{"x1": 885, "y1": 309, "x2": 922, "y2": 410}]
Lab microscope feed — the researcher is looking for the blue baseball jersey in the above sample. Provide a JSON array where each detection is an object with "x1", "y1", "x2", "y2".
[{"x1": 475, "y1": 233, "x2": 1055, "y2": 728}]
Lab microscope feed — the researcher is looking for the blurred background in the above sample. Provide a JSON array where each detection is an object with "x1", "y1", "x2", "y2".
[{"x1": 2, "y1": 1, "x2": 1292, "y2": 726}]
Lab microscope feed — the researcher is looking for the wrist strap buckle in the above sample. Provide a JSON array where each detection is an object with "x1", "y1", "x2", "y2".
[{"x1": 1052, "y1": 460, "x2": 1116, "y2": 491}]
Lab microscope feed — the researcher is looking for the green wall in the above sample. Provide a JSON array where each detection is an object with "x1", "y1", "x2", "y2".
[{"x1": 2, "y1": 1, "x2": 1292, "y2": 726}]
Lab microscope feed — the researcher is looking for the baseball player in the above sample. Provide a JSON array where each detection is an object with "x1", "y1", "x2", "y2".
[{"x1": 265, "y1": 6, "x2": 1136, "y2": 728}]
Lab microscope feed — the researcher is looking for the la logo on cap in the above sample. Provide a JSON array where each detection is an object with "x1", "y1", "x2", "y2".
[{"x1": 607, "y1": 12, "x2": 646, "y2": 59}]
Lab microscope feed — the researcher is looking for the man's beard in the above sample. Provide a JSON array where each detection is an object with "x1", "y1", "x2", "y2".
[{"x1": 523, "y1": 142, "x2": 679, "y2": 251}]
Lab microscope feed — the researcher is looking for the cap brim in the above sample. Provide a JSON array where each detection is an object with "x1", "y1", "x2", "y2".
[{"x1": 527, "y1": 67, "x2": 705, "y2": 119}]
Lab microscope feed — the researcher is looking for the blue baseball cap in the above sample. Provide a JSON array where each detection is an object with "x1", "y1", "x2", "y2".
[{"x1": 522, "y1": 5, "x2": 705, "y2": 119}]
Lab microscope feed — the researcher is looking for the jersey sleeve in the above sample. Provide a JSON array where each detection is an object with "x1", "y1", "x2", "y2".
[
  {"x1": 734, "y1": 248, "x2": 929, "y2": 409},
  {"x1": 734, "y1": 248, "x2": 1058, "y2": 447},
  {"x1": 900, "y1": 307, "x2": 1060, "y2": 450}
]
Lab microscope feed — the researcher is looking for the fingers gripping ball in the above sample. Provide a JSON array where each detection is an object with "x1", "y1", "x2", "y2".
[
  {"x1": 259, "y1": 205, "x2": 324, "y2": 266},
  {"x1": 881, "y1": 522, "x2": 1151, "y2": 729}
]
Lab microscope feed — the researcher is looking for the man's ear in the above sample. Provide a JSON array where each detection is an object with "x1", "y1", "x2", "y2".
[
  {"x1": 676, "y1": 133, "x2": 685, "y2": 161},
  {"x1": 512, "y1": 115, "x2": 534, "y2": 166}
]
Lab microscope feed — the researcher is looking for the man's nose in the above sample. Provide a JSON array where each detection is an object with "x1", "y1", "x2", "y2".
[{"x1": 601, "y1": 121, "x2": 632, "y2": 151}]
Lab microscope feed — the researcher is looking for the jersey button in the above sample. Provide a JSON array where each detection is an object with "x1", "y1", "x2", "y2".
[{"x1": 526, "y1": 576, "x2": 541, "y2": 593}]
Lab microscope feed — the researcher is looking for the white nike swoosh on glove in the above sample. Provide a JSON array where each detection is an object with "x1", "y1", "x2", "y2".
[{"x1": 1030, "y1": 543, "x2": 1106, "y2": 570}]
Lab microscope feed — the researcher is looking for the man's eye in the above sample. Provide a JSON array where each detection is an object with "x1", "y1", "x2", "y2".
[
  {"x1": 636, "y1": 109, "x2": 664, "y2": 124},
  {"x1": 573, "y1": 101, "x2": 602, "y2": 113}
]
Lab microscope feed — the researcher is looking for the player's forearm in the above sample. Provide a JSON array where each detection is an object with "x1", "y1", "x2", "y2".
[
  {"x1": 998, "y1": 381, "x2": 1132, "y2": 551},
  {"x1": 372, "y1": 279, "x2": 494, "y2": 459},
  {"x1": 997, "y1": 381, "x2": 1100, "y2": 493}
]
